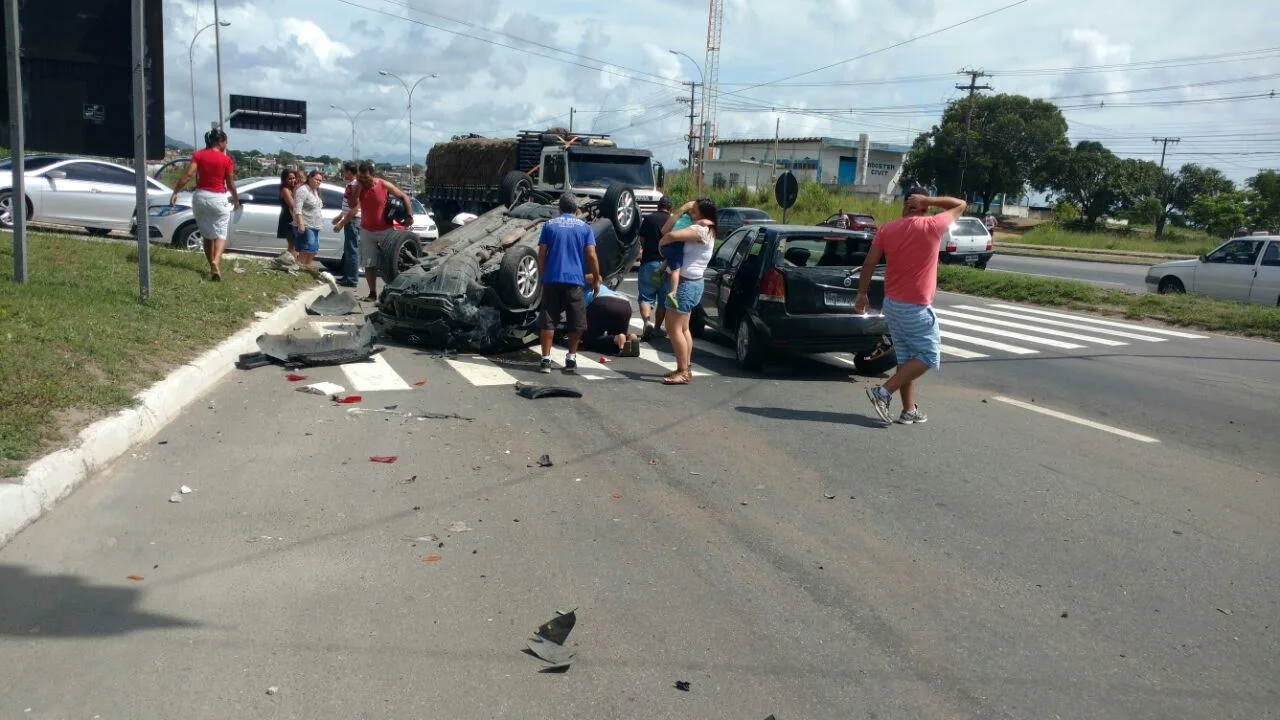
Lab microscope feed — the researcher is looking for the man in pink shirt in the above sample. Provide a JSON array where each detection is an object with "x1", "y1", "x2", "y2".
[{"x1": 854, "y1": 186, "x2": 966, "y2": 425}]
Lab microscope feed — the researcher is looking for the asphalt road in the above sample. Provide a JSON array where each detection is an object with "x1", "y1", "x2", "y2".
[
  {"x1": 2, "y1": 290, "x2": 1277, "y2": 719},
  {"x1": 987, "y1": 253, "x2": 1152, "y2": 292}
]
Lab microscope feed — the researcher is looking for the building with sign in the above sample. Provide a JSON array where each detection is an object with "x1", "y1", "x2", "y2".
[{"x1": 704, "y1": 134, "x2": 910, "y2": 199}]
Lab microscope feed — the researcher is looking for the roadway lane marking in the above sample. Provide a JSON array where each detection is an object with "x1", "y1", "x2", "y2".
[
  {"x1": 952, "y1": 305, "x2": 1168, "y2": 342},
  {"x1": 444, "y1": 356, "x2": 519, "y2": 386},
  {"x1": 638, "y1": 347, "x2": 712, "y2": 376},
  {"x1": 989, "y1": 304, "x2": 1208, "y2": 339},
  {"x1": 938, "y1": 330, "x2": 1039, "y2": 355},
  {"x1": 933, "y1": 309, "x2": 1128, "y2": 346},
  {"x1": 627, "y1": 317, "x2": 738, "y2": 359},
  {"x1": 340, "y1": 355, "x2": 412, "y2": 392},
  {"x1": 936, "y1": 318, "x2": 1084, "y2": 349},
  {"x1": 991, "y1": 396, "x2": 1159, "y2": 444},
  {"x1": 939, "y1": 344, "x2": 988, "y2": 359}
]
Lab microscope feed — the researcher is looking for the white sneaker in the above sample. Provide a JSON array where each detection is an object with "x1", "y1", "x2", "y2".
[
  {"x1": 896, "y1": 408, "x2": 928, "y2": 424},
  {"x1": 865, "y1": 386, "x2": 892, "y2": 424}
]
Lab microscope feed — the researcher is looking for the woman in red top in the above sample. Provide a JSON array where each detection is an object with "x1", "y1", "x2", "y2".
[{"x1": 169, "y1": 129, "x2": 241, "y2": 280}]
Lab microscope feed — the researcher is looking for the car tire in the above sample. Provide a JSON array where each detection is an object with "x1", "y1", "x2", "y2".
[
  {"x1": 172, "y1": 222, "x2": 204, "y2": 251},
  {"x1": 974, "y1": 259, "x2": 989, "y2": 270},
  {"x1": 498, "y1": 171, "x2": 533, "y2": 209},
  {"x1": 600, "y1": 182, "x2": 639, "y2": 243},
  {"x1": 0, "y1": 191, "x2": 30, "y2": 230},
  {"x1": 735, "y1": 317, "x2": 766, "y2": 372},
  {"x1": 1157, "y1": 276, "x2": 1185, "y2": 294},
  {"x1": 853, "y1": 336, "x2": 897, "y2": 376},
  {"x1": 85, "y1": 227, "x2": 111, "y2": 237},
  {"x1": 497, "y1": 245, "x2": 541, "y2": 309},
  {"x1": 379, "y1": 230, "x2": 422, "y2": 284},
  {"x1": 690, "y1": 305, "x2": 707, "y2": 339}
]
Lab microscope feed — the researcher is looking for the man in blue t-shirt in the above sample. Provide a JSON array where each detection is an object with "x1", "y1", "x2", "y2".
[{"x1": 537, "y1": 194, "x2": 602, "y2": 374}]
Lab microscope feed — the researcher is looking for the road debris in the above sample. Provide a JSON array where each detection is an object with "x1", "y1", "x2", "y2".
[
  {"x1": 168, "y1": 493, "x2": 182, "y2": 503},
  {"x1": 306, "y1": 287, "x2": 359, "y2": 316},
  {"x1": 335, "y1": 395, "x2": 364, "y2": 405},
  {"x1": 1217, "y1": 607, "x2": 1233, "y2": 616},
  {"x1": 402, "y1": 475, "x2": 417, "y2": 484},
  {"x1": 448, "y1": 521, "x2": 472, "y2": 533},
  {"x1": 537, "y1": 454, "x2": 554, "y2": 468},
  {"x1": 515, "y1": 382, "x2": 583, "y2": 400},
  {"x1": 266, "y1": 686, "x2": 279, "y2": 696},
  {"x1": 180, "y1": 485, "x2": 193, "y2": 494},
  {"x1": 233, "y1": 265, "x2": 247, "y2": 274},
  {"x1": 254, "y1": 322, "x2": 385, "y2": 368},
  {"x1": 823, "y1": 493, "x2": 836, "y2": 500},
  {"x1": 526, "y1": 610, "x2": 578, "y2": 673},
  {"x1": 413, "y1": 380, "x2": 428, "y2": 387},
  {"x1": 597, "y1": 356, "x2": 611, "y2": 364},
  {"x1": 298, "y1": 381, "x2": 346, "y2": 396},
  {"x1": 246, "y1": 536, "x2": 284, "y2": 543},
  {"x1": 423, "y1": 555, "x2": 442, "y2": 563},
  {"x1": 674, "y1": 680, "x2": 692, "y2": 692},
  {"x1": 370, "y1": 456, "x2": 399, "y2": 464},
  {"x1": 611, "y1": 493, "x2": 622, "y2": 500},
  {"x1": 285, "y1": 374, "x2": 308, "y2": 382},
  {"x1": 254, "y1": 311, "x2": 272, "y2": 320},
  {"x1": 1060, "y1": 611, "x2": 1069, "y2": 618},
  {"x1": 126, "y1": 575, "x2": 144, "y2": 582}
]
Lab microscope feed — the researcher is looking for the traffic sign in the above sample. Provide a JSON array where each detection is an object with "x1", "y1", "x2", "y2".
[
  {"x1": 775, "y1": 171, "x2": 798, "y2": 223},
  {"x1": 229, "y1": 95, "x2": 307, "y2": 134}
]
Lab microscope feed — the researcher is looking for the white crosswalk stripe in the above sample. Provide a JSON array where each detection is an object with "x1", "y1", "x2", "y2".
[
  {"x1": 933, "y1": 308, "x2": 1129, "y2": 346},
  {"x1": 988, "y1": 304, "x2": 1209, "y2": 339},
  {"x1": 939, "y1": 344, "x2": 988, "y2": 360},
  {"x1": 936, "y1": 318, "x2": 1084, "y2": 350},
  {"x1": 443, "y1": 356, "x2": 520, "y2": 386},
  {"x1": 938, "y1": 330, "x2": 1040, "y2": 355},
  {"x1": 953, "y1": 306, "x2": 1169, "y2": 342}
]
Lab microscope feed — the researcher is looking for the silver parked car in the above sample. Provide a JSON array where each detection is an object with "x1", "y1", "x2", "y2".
[
  {"x1": 148, "y1": 176, "x2": 439, "y2": 254},
  {"x1": 1146, "y1": 234, "x2": 1280, "y2": 305},
  {"x1": 1, "y1": 155, "x2": 172, "y2": 235},
  {"x1": 939, "y1": 216, "x2": 994, "y2": 269}
]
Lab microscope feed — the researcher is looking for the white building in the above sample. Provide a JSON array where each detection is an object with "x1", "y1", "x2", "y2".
[{"x1": 704, "y1": 134, "x2": 910, "y2": 199}]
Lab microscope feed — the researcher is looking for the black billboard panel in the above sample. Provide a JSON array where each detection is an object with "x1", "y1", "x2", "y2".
[
  {"x1": 229, "y1": 95, "x2": 307, "y2": 134},
  {"x1": 0, "y1": 0, "x2": 165, "y2": 159}
]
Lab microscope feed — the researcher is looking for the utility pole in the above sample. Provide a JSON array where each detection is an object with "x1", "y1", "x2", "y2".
[
  {"x1": 6, "y1": 0, "x2": 26, "y2": 284},
  {"x1": 677, "y1": 83, "x2": 699, "y2": 174},
  {"x1": 1152, "y1": 137, "x2": 1181, "y2": 237},
  {"x1": 772, "y1": 117, "x2": 780, "y2": 182},
  {"x1": 956, "y1": 68, "x2": 991, "y2": 201},
  {"x1": 569, "y1": 107, "x2": 575, "y2": 134},
  {"x1": 213, "y1": 0, "x2": 225, "y2": 129}
]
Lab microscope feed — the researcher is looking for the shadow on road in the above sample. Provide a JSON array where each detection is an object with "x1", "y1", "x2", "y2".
[
  {"x1": 0, "y1": 565, "x2": 197, "y2": 638},
  {"x1": 735, "y1": 405, "x2": 886, "y2": 428}
]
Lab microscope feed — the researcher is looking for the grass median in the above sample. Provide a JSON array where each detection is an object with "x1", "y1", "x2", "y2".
[
  {"x1": 0, "y1": 232, "x2": 310, "y2": 477},
  {"x1": 1011, "y1": 224, "x2": 1217, "y2": 256},
  {"x1": 938, "y1": 265, "x2": 1280, "y2": 341}
]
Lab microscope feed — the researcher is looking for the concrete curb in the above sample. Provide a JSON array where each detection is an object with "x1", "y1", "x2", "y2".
[
  {"x1": 0, "y1": 285, "x2": 328, "y2": 547},
  {"x1": 997, "y1": 241, "x2": 1195, "y2": 261}
]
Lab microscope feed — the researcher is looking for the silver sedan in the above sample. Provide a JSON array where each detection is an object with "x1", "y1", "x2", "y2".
[
  {"x1": 1, "y1": 155, "x2": 172, "y2": 235},
  {"x1": 1146, "y1": 234, "x2": 1280, "y2": 306}
]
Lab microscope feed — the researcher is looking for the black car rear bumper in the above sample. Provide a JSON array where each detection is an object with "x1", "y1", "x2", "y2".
[{"x1": 752, "y1": 309, "x2": 890, "y2": 354}]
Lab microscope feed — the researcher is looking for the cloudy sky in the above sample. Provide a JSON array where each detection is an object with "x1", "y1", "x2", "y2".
[{"x1": 166, "y1": 0, "x2": 1280, "y2": 183}]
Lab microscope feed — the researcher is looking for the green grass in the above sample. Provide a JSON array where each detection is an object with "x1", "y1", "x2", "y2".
[
  {"x1": 664, "y1": 172, "x2": 900, "y2": 227},
  {"x1": 0, "y1": 233, "x2": 309, "y2": 476},
  {"x1": 938, "y1": 265, "x2": 1280, "y2": 340},
  {"x1": 1011, "y1": 224, "x2": 1217, "y2": 256}
]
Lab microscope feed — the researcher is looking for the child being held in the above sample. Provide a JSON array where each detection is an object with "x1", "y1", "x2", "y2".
[{"x1": 661, "y1": 213, "x2": 694, "y2": 309}]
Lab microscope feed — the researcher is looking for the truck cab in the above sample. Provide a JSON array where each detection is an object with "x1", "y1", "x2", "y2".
[{"x1": 534, "y1": 142, "x2": 664, "y2": 215}]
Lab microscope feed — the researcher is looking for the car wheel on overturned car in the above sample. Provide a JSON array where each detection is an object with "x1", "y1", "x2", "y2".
[
  {"x1": 498, "y1": 171, "x2": 534, "y2": 209},
  {"x1": 379, "y1": 230, "x2": 422, "y2": 284},
  {"x1": 497, "y1": 245, "x2": 542, "y2": 309},
  {"x1": 599, "y1": 182, "x2": 640, "y2": 243},
  {"x1": 736, "y1": 317, "x2": 766, "y2": 372}
]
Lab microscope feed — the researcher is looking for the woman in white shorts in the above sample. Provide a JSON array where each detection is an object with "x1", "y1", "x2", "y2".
[{"x1": 168, "y1": 129, "x2": 241, "y2": 280}]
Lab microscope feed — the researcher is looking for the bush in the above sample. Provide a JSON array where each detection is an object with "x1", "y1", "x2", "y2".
[{"x1": 1051, "y1": 200, "x2": 1080, "y2": 223}]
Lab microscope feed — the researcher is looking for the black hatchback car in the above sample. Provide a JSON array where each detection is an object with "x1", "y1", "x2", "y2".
[{"x1": 691, "y1": 225, "x2": 895, "y2": 374}]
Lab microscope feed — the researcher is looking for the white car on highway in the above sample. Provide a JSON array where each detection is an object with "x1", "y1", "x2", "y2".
[
  {"x1": 1, "y1": 155, "x2": 172, "y2": 235},
  {"x1": 148, "y1": 176, "x2": 438, "y2": 256},
  {"x1": 1146, "y1": 234, "x2": 1280, "y2": 305},
  {"x1": 939, "y1": 216, "x2": 994, "y2": 269}
]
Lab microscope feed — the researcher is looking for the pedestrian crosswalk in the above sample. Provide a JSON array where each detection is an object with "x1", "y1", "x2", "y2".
[{"x1": 302, "y1": 300, "x2": 1210, "y2": 390}]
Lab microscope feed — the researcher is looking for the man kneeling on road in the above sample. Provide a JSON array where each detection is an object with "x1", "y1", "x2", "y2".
[
  {"x1": 537, "y1": 195, "x2": 602, "y2": 374},
  {"x1": 854, "y1": 186, "x2": 966, "y2": 425},
  {"x1": 584, "y1": 274, "x2": 641, "y2": 357}
]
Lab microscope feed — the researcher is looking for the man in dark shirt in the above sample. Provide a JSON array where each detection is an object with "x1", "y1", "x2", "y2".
[{"x1": 635, "y1": 196, "x2": 673, "y2": 340}]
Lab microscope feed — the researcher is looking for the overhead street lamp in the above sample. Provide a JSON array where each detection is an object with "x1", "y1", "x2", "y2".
[
  {"x1": 278, "y1": 134, "x2": 309, "y2": 159},
  {"x1": 331, "y1": 104, "x2": 377, "y2": 161},
  {"x1": 669, "y1": 50, "x2": 707, "y2": 189},
  {"x1": 189, "y1": 20, "x2": 231, "y2": 150},
  {"x1": 379, "y1": 70, "x2": 438, "y2": 198}
]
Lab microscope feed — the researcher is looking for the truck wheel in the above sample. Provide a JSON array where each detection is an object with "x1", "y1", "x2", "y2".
[
  {"x1": 379, "y1": 230, "x2": 422, "y2": 283},
  {"x1": 499, "y1": 171, "x2": 533, "y2": 208},
  {"x1": 497, "y1": 245, "x2": 541, "y2": 309},
  {"x1": 736, "y1": 317, "x2": 766, "y2": 372},
  {"x1": 600, "y1": 183, "x2": 639, "y2": 243},
  {"x1": 853, "y1": 336, "x2": 896, "y2": 376}
]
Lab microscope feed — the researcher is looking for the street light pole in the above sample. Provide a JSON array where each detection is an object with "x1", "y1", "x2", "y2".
[
  {"x1": 379, "y1": 70, "x2": 437, "y2": 199},
  {"x1": 331, "y1": 104, "x2": 377, "y2": 161},
  {"x1": 213, "y1": 0, "x2": 226, "y2": 130},
  {"x1": 669, "y1": 50, "x2": 705, "y2": 191},
  {"x1": 189, "y1": 20, "x2": 231, "y2": 150}
]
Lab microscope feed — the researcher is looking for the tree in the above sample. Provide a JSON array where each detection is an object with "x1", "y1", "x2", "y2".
[
  {"x1": 1246, "y1": 170, "x2": 1280, "y2": 232},
  {"x1": 1034, "y1": 141, "x2": 1127, "y2": 228},
  {"x1": 903, "y1": 94, "x2": 1068, "y2": 213},
  {"x1": 1187, "y1": 192, "x2": 1250, "y2": 238},
  {"x1": 1159, "y1": 164, "x2": 1235, "y2": 237}
]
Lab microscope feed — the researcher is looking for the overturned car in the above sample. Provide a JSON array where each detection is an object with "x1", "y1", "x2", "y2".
[{"x1": 373, "y1": 183, "x2": 641, "y2": 351}]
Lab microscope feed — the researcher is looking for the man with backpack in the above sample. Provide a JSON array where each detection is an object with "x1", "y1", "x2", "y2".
[{"x1": 335, "y1": 161, "x2": 413, "y2": 300}]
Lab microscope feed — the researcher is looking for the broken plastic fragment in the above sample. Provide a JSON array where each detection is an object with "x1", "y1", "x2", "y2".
[
  {"x1": 674, "y1": 680, "x2": 691, "y2": 692},
  {"x1": 266, "y1": 686, "x2": 279, "y2": 696},
  {"x1": 285, "y1": 374, "x2": 308, "y2": 382},
  {"x1": 535, "y1": 609, "x2": 577, "y2": 645},
  {"x1": 515, "y1": 383, "x2": 583, "y2": 400},
  {"x1": 254, "y1": 311, "x2": 271, "y2": 320},
  {"x1": 336, "y1": 395, "x2": 363, "y2": 404},
  {"x1": 298, "y1": 381, "x2": 345, "y2": 396},
  {"x1": 180, "y1": 485, "x2": 193, "y2": 494},
  {"x1": 537, "y1": 454, "x2": 554, "y2": 468},
  {"x1": 126, "y1": 575, "x2": 144, "y2": 582},
  {"x1": 448, "y1": 521, "x2": 472, "y2": 533},
  {"x1": 168, "y1": 493, "x2": 183, "y2": 503},
  {"x1": 413, "y1": 380, "x2": 428, "y2": 387},
  {"x1": 369, "y1": 456, "x2": 398, "y2": 464},
  {"x1": 423, "y1": 555, "x2": 442, "y2": 563},
  {"x1": 823, "y1": 492, "x2": 836, "y2": 500}
]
